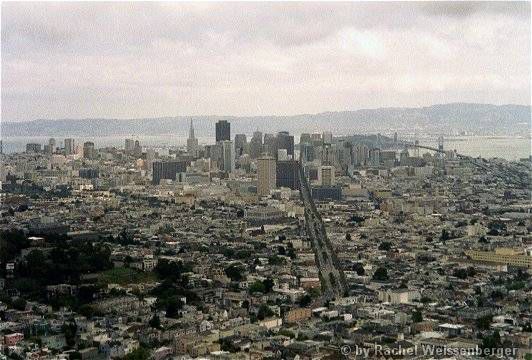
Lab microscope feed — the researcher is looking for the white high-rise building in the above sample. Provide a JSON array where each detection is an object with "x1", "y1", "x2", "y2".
[{"x1": 277, "y1": 149, "x2": 288, "y2": 161}]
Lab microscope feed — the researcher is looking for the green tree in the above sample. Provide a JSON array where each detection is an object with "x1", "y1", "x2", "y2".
[
  {"x1": 412, "y1": 310, "x2": 423, "y2": 323},
  {"x1": 480, "y1": 330, "x2": 501, "y2": 352},
  {"x1": 149, "y1": 314, "x2": 161, "y2": 329},
  {"x1": 123, "y1": 347, "x2": 150, "y2": 360},
  {"x1": 165, "y1": 297, "x2": 183, "y2": 318},
  {"x1": 378, "y1": 242, "x2": 392, "y2": 251},
  {"x1": 257, "y1": 304, "x2": 274, "y2": 320},
  {"x1": 62, "y1": 321, "x2": 77, "y2": 347},
  {"x1": 224, "y1": 264, "x2": 245, "y2": 282},
  {"x1": 372, "y1": 267, "x2": 389, "y2": 281},
  {"x1": 352, "y1": 263, "x2": 365, "y2": 276},
  {"x1": 476, "y1": 315, "x2": 493, "y2": 330},
  {"x1": 12, "y1": 297, "x2": 27, "y2": 311},
  {"x1": 298, "y1": 295, "x2": 312, "y2": 307},
  {"x1": 263, "y1": 278, "x2": 275, "y2": 293},
  {"x1": 249, "y1": 281, "x2": 266, "y2": 294}
]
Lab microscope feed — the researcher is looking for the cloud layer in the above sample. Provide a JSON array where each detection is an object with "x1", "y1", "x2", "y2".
[{"x1": 2, "y1": 2, "x2": 530, "y2": 121}]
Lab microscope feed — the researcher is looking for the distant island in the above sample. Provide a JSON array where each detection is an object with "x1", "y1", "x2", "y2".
[{"x1": 2, "y1": 103, "x2": 530, "y2": 137}]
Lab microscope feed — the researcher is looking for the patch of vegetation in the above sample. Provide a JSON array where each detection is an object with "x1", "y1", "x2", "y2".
[{"x1": 97, "y1": 267, "x2": 156, "y2": 286}]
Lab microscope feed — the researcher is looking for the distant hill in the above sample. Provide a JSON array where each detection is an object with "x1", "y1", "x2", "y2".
[{"x1": 2, "y1": 103, "x2": 530, "y2": 137}]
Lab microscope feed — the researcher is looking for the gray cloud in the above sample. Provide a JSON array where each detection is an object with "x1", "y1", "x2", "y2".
[
  {"x1": 418, "y1": 1, "x2": 530, "y2": 18},
  {"x1": 1, "y1": 2, "x2": 530, "y2": 121}
]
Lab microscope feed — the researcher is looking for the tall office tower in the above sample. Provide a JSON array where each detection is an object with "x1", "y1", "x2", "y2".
[
  {"x1": 276, "y1": 160, "x2": 300, "y2": 190},
  {"x1": 369, "y1": 148, "x2": 381, "y2": 167},
  {"x1": 311, "y1": 133, "x2": 322, "y2": 145},
  {"x1": 340, "y1": 141, "x2": 353, "y2": 169},
  {"x1": 48, "y1": 138, "x2": 56, "y2": 153},
  {"x1": 300, "y1": 133, "x2": 311, "y2": 145},
  {"x1": 64, "y1": 138, "x2": 75, "y2": 155},
  {"x1": 79, "y1": 168, "x2": 100, "y2": 179},
  {"x1": 322, "y1": 131, "x2": 333, "y2": 145},
  {"x1": 234, "y1": 134, "x2": 247, "y2": 157},
  {"x1": 83, "y1": 142, "x2": 96, "y2": 159},
  {"x1": 393, "y1": 132, "x2": 398, "y2": 144},
  {"x1": 249, "y1": 131, "x2": 263, "y2": 159},
  {"x1": 263, "y1": 133, "x2": 276, "y2": 157},
  {"x1": 125, "y1": 138, "x2": 135, "y2": 154},
  {"x1": 0, "y1": 140, "x2": 3, "y2": 154},
  {"x1": 215, "y1": 120, "x2": 231, "y2": 142},
  {"x1": 380, "y1": 150, "x2": 397, "y2": 164},
  {"x1": 276, "y1": 131, "x2": 294, "y2": 158},
  {"x1": 26, "y1": 143, "x2": 42, "y2": 153},
  {"x1": 318, "y1": 165, "x2": 335, "y2": 186},
  {"x1": 222, "y1": 140, "x2": 234, "y2": 173},
  {"x1": 322, "y1": 144, "x2": 333, "y2": 165},
  {"x1": 146, "y1": 148, "x2": 156, "y2": 171},
  {"x1": 299, "y1": 143, "x2": 315, "y2": 163},
  {"x1": 257, "y1": 155, "x2": 276, "y2": 196},
  {"x1": 353, "y1": 144, "x2": 369, "y2": 166},
  {"x1": 152, "y1": 160, "x2": 188, "y2": 185},
  {"x1": 187, "y1": 119, "x2": 199, "y2": 156},
  {"x1": 206, "y1": 143, "x2": 223, "y2": 170},
  {"x1": 133, "y1": 140, "x2": 142, "y2": 158}
]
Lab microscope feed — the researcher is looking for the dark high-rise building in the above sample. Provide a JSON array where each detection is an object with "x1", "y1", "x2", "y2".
[
  {"x1": 133, "y1": 140, "x2": 142, "y2": 158},
  {"x1": 26, "y1": 143, "x2": 42, "y2": 153},
  {"x1": 300, "y1": 133, "x2": 311, "y2": 145},
  {"x1": 79, "y1": 168, "x2": 99, "y2": 179},
  {"x1": 276, "y1": 160, "x2": 300, "y2": 190},
  {"x1": 83, "y1": 142, "x2": 96, "y2": 159},
  {"x1": 215, "y1": 120, "x2": 231, "y2": 142},
  {"x1": 276, "y1": 131, "x2": 294, "y2": 158},
  {"x1": 249, "y1": 131, "x2": 263, "y2": 159},
  {"x1": 263, "y1": 133, "x2": 276, "y2": 157},
  {"x1": 299, "y1": 143, "x2": 315, "y2": 163},
  {"x1": 311, "y1": 186, "x2": 342, "y2": 201},
  {"x1": 125, "y1": 139, "x2": 135, "y2": 153},
  {"x1": 48, "y1": 138, "x2": 56, "y2": 154},
  {"x1": 152, "y1": 161, "x2": 188, "y2": 185}
]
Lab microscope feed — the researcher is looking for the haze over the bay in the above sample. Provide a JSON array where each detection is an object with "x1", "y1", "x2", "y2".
[{"x1": 2, "y1": 1, "x2": 531, "y2": 122}]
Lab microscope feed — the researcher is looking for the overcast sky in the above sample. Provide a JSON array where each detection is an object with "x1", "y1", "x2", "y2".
[{"x1": 2, "y1": 1, "x2": 530, "y2": 122}]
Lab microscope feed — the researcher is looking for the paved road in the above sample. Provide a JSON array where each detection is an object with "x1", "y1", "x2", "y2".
[{"x1": 298, "y1": 163, "x2": 347, "y2": 300}]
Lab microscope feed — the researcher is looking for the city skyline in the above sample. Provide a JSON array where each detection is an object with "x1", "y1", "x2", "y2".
[
  {"x1": 1, "y1": 2, "x2": 531, "y2": 360},
  {"x1": 2, "y1": 2, "x2": 531, "y2": 122}
]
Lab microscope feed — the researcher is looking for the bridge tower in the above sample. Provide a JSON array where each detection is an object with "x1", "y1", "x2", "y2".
[
  {"x1": 437, "y1": 136, "x2": 445, "y2": 167},
  {"x1": 438, "y1": 136, "x2": 444, "y2": 153}
]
